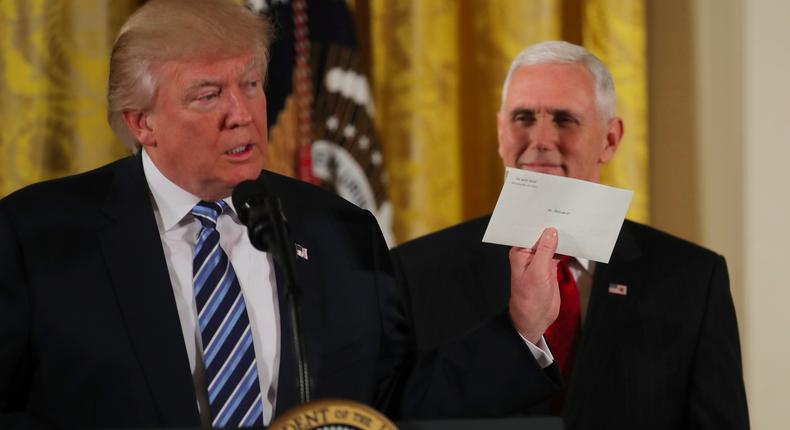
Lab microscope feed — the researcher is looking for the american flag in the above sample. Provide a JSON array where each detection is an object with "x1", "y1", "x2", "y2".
[
  {"x1": 608, "y1": 283, "x2": 628, "y2": 296},
  {"x1": 251, "y1": 0, "x2": 395, "y2": 247},
  {"x1": 295, "y1": 243, "x2": 309, "y2": 260}
]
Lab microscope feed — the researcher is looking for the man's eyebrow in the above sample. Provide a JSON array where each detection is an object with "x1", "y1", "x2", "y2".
[
  {"x1": 547, "y1": 108, "x2": 578, "y2": 116},
  {"x1": 509, "y1": 107, "x2": 535, "y2": 117},
  {"x1": 547, "y1": 109, "x2": 584, "y2": 123}
]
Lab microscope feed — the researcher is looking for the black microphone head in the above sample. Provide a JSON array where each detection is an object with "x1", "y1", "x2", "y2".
[{"x1": 232, "y1": 179, "x2": 269, "y2": 225}]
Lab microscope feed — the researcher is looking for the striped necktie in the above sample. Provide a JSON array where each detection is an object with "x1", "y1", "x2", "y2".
[{"x1": 191, "y1": 200, "x2": 263, "y2": 428}]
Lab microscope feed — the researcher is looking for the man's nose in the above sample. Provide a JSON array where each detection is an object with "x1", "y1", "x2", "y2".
[
  {"x1": 224, "y1": 89, "x2": 253, "y2": 128},
  {"x1": 530, "y1": 117, "x2": 559, "y2": 151}
]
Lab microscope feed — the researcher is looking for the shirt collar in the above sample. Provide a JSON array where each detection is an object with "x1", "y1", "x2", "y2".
[
  {"x1": 142, "y1": 149, "x2": 237, "y2": 231},
  {"x1": 571, "y1": 256, "x2": 592, "y2": 273}
]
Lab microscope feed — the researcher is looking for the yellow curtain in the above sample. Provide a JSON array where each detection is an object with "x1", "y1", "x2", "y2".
[
  {"x1": 584, "y1": 0, "x2": 649, "y2": 223},
  {"x1": 0, "y1": 0, "x2": 137, "y2": 197},
  {"x1": 370, "y1": 0, "x2": 561, "y2": 243}
]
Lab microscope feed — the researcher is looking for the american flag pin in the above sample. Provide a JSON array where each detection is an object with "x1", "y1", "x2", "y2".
[
  {"x1": 608, "y1": 283, "x2": 628, "y2": 296},
  {"x1": 295, "y1": 243, "x2": 309, "y2": 260}
]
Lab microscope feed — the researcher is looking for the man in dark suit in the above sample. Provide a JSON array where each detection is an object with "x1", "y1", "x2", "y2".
[
  {"x1": 0, "y1": 1, "x2": 561, "y2": 428},
  {"x1": 392, "y1": 41, "x2": 749, "y2": 429}
]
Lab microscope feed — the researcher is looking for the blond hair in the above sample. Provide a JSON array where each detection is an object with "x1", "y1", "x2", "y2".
[{"x1": 108, "y1": 0, "x2": 273, "y2": 150}]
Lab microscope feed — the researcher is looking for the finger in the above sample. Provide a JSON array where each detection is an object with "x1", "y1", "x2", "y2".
[
  {"x1": 508, "y1": 246, "x2": 535, "y2": 274},
  {"x1": 531, "y1": 227, "x2": 559, "y2": 269}
]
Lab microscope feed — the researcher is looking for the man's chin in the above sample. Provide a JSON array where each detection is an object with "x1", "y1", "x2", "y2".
[
  {"x1": 232, "y1": 156, "x2": 264, "y2": 175},
  {"x1": 220, "y1": 164, "x2": 264, "y2": 193},
  {"x1": 232, "y1": 169, "x2": 262, "y2": 187}
]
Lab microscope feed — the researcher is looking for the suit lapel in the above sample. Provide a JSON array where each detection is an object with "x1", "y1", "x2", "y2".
[
  {"x1": 98, "y1": 156, "x2": 200, "y2": 426},
  {"x1": 564, "y1": 221, "x2": 643, "y2": 426}
]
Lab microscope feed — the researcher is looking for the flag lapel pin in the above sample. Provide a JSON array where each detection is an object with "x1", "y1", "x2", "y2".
[
  {"x1": 608, "y1": 283, "x2": 628, "y2": 296},
  {"x1": 295, "y1": 243, "x2": 309, "y2": 260}
]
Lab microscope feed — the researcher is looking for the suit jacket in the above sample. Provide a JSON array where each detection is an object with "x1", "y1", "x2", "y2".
[
  {"x1": 0, "y1": 157, "x2": 559, "y2": 429},
  {"x1": 391, "y1": 215, "x2": 749, "y2": 430}
]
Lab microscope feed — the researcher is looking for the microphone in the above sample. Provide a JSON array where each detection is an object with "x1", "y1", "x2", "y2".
[
  {"x1": 232, "y1": 179, "x2": 281, "y2": 253},
  {"x1": 232, "y1": 177, "x2": 312, "y2": 404}
]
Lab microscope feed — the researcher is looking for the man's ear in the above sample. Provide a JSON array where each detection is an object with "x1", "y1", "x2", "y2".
[
  {"x1": 122, "y1": 111, "x2": 156, "y2": 148},
  {"x1": 599, "y1": 116, "x2": 624, "y2": 164}
]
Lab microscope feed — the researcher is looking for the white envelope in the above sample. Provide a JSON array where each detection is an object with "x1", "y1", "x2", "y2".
[{"x1": 482, "y1": 167, "x2": 633, "y2": 263}]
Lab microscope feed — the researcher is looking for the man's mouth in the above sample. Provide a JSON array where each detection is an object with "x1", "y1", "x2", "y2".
[
  {"x1": 225, "y1": 144, "x2": 253, "y2": 156},
  {"x1": 520, "y1": 162, "x2": 563, "y2": 175}
]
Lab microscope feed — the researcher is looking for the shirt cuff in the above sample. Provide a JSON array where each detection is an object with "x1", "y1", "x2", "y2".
[{"x1": 519, "y1": 333, "x2": 555, "y2": 369}]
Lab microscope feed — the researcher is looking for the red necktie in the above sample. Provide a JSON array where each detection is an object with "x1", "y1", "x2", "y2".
[{"x1": 545, "y1": 256, "x2": 581, "y2": 383}]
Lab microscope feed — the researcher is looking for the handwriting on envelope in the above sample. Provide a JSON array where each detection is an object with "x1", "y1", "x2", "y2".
[{"x1": 482, "y1": 167, "x2": 633, "y2": 263}]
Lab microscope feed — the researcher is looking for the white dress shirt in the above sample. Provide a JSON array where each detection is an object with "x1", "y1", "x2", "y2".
[
  {"x1": 568, "y1": 257, "x2": 595, "y2": 325},
  {"x1": 142, "y1": 151, "x2": 280, "y2": 426}
]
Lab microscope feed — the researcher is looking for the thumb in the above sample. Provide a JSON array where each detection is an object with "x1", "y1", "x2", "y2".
[{"x1": 531, "y1": 227, "x2": 559, "y2": 269}]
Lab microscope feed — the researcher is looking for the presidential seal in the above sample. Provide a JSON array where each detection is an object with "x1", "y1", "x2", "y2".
[{"x1": 269, "y1": 399, "x2": 398, "y2": 430}]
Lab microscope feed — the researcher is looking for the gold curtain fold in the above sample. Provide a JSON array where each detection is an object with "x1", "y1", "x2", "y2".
[
  {"x1": 370, "y1": 0, "x2": 561, "y2": 243},
  {"x1": 583, "y1": 0, "x2": 649, "y2": 223},
  {"x1": 0, "y1": 0, "x2": 137, "y2": 197},
  {"x1": 370, "y1": 1, "x2": 462, "y2": 243}
]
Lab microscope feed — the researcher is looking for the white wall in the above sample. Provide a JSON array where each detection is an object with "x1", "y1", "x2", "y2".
[{"x1": 743, "y1": 0, "x2": 790, "y2": 427}]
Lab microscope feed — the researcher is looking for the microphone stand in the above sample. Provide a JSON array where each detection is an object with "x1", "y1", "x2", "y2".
[
  {"x1": 246, "y1": 196, "x2": 311, "y2": 404},
  {"x1": 267, "y1": 197, "x2": 311, "y2": 404}
]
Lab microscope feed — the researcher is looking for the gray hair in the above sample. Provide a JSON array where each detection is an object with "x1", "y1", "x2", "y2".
[
  {"x1": 500, "y1": 40, "x2": 616, "y2": 120},
  {"x1": 107, "y1": 0, "x2": 273, "y2": 151}
]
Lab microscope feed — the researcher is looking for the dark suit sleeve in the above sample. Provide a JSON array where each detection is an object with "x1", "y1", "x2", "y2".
[
  {"x1": 685, "y1": 255, "x2": 749, "y2": 429},
  {"x1": 0, "y1": 202, "x2": 54, "y2": 429},
  {"x1": 376, "y1": 224, "x2": 559, "y2": 419}
]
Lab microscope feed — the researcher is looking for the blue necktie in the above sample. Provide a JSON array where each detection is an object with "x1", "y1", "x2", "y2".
[{"x1": 191, "y1": 201, "x2": 263, "y2": 428}]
